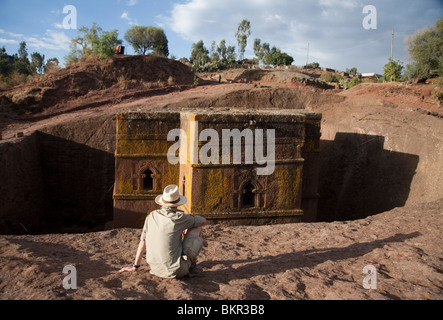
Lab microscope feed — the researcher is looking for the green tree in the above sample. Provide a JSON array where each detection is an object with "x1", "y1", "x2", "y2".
[
  {"x1": 65, "y1": 22, "x2": 122, "y2": 63},
  {"x1": 190, "y1": 40, "x2": 209, "y2": 66},
  {"x1": 226, "y1": 45, "x2": 237, "y2": 63},
  {"x1": 383, "y1": 57, "x2": 404, "y2": 82},
  {"x1": 151, "y1": 27, "x2": 169, "y2": 57},
  {"x1": 14, "y1": 42, "x2": 31, "y2": 75},
  {"x1": 272, "y1": 51, "x2": 294, "y2": 66},
  {"x1": 253, "y1": 38, "x2": 270, "y2": 65},
  {"x1": 404, "y1": 18, "x2": 443, "y2": 80},
  {"x1": 215, "y1": 40, "x2": 236, "y2": 63},
  {"x1": 210, "y1": 41, "x2": 220, "y2": 62},
  {"x1": 0, "y1": 46, "x2": 14, "y2": 76},
  {"x1": 235, "y1": 19, "x2": 251, "y2": 61},
  {"x1": 264, "y1": 46, "x2": 293, "y2": 66},
  {"x1": 124, "y1": 26, "x2": 169, "y2": 56},
  {"x1": 92, "y1": 30, "x2": 122, "y2": 59},
  {"x1": 30, "y1": 52, "x2": 45, "y2": 74},
  {"x1": 72, "y1": 22, "x2": 102, "y2": 56},
  {"x1": 217, "y1": 40, "x2": 227, "y2": 61},
  {"x1": 124, "y1": 25, "x2": 150, "y2": 55},
  {"x1": 346, "y1": 67, "x2": 358, "y2": 75},
  {"x1": 17, "y1": 41, "x2": 28, "y2": 60}
]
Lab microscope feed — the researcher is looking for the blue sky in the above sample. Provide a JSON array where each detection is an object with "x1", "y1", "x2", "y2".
[{"x1": 0, "y1": 0, "x2": 442, "y2": 73}]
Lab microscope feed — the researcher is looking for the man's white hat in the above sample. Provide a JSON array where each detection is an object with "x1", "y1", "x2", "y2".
[{"x1": 155, "y1": 185, "x2": 187, "y2": 207}]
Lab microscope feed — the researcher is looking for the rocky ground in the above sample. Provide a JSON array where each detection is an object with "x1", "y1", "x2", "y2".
[{"x1": 0, "y1": 199, "x2": 442, "y2": 300}]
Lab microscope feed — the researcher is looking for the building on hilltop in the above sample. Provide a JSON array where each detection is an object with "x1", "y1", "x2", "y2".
[{"x1": 113, "y1": 109, "x2": 322, "y2": 228}]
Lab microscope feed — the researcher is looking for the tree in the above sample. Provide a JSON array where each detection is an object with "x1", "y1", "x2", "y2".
[
  {"x1": 346, "y1": 67, "x2": 358, "y2": 75},
  {"x1": 45, "y1": 58, "x2": 60, "y2": 73},
  {"x1": 226, "y1": 45, "x2": 237, "y2": 63},
  {"x1": 253, "y1": 38, "x2": 270, "y2": 65},
  {"x1": 151, "y1": 27, "x2": 169, "y2": 57},
  {"x1": 404, "y1": 18, "x2": 443, "y2": 80},
  {"x1": 30, "y1": 52, "x2": 45, "y2": 74},
  {"x1": 210, "y1": 40, "x2": 236, "y2": 63},
  {"x1": 253, "y1": 39, "x2": 264, "y2": 64},
  {"x1": 190, "y1": 40, "x2": 209, "y2": 66},
  {"x1": 383, "y1": 57, "x2": 404, "y2": 82},
  {"x1": 0, "y1": 46, "x2": 14, "y2": 76},
  {"x1": 65, "y1": 22, "x2": 122, "y2": 63},
  {"x1": 235, "y1": 19, "x2": 251, "y2": 61},
  {"x1": 272, "y1": 52, "x2": 294, "y2": 66},
  {"x1": 14, "y1": 42, "x2": 31, "y2": 75},
  {"x1": 263, "y1": 46, "x2": 293, "y2": 66},
  {"x1": 124, "y1": 26, "x2": 150, "y2": 55},
  {"x1": 18, "y1": 41, "x2": 28, "y2": 61},
  {"x1": 217, "y1": 40, "x2": 227, "y2": 61},
  {"x1": 124, "y1": 26, "x2": 169, "y2": 56},
  {"x1": 93, "y1": 30, "x2": 122, "y2": 59},
  {"x1": 210, "y1": 41, "x2": 220, "y2": 62},
  {"x1": 72, "y1": 23, "x2": 102, "y2": 56}
]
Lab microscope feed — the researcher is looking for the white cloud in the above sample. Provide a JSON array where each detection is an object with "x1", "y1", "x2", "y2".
[
  {"x1": 0, "y1": 28, "x2": 70, "y2": 53},
  {"x1": 25, "y1": 29, "x2": 71, "y2": 52},
  {"x1": 127, "y1": 0, "x2": 138, "y2": 6},
  {"x1": 159, "y1": 0, "x2": 387, "y2": 69},
  {"x1": 0, "y1": 38, "x2": 19, "y2": 45},
  {"x1": 157, "y1": 0, "x2": 443, "y2": 73},
  {"x1": 318, "y1": 0, "x2": 360, "y2": 9},
  {"x1": 160, "y1": 0, "x2": 320, "y2": 53},
  {"x1": 0, "y1": 29, "x2": 24, "y2": 38},
  {"x1": 53, "y1": 22, "x2": 64, "y2": 29},
  {"x1": 121, "y1": 11, "x2": 138, "y2": 25}
]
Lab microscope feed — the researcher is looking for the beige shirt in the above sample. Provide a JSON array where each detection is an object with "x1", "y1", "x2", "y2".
[{"x1": 140, "y1": 207, "x2": 203, "y2": 279}]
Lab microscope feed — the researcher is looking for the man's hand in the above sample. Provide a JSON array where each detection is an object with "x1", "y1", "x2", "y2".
[
  {"x1": 118, "y1": 266, "x2": 137, "y2": 273},
  {"x1": 119, "y1": 241, "x2": 146, "y2": 274}
]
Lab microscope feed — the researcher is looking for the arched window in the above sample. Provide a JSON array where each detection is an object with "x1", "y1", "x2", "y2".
[
  {"x1": 242, "y1": 183, "x2": 256, "y2": 208},
  {"x1": 143, "y1": 169, "x2": 154, "y2": 192}
]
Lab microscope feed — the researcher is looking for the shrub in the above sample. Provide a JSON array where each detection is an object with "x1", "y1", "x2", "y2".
[
  {"x1": 320, "y1": 73, "x2": 341, "y2": 83},
  {"x1": 306, "y1": 62, "x2": 320, "y2": 68},
  {"x1": 339, "y1": 76, "x2": 362, "y2": 90},
  {"x1": 349, "y1": 76, "x2": 362, "y2": 88},
  {"x1": 433, "y1": 89, "x2": 443, "y2": 104},
  {"x1": 0, "y1": 71, "x2": 29, "y2": 89},
  {"x1": 383, "y1": 58, "x2": 404, "y2": 82}
]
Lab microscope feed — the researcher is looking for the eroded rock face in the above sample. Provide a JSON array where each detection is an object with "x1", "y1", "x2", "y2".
[{"x1": 0, "y1": 116, "x2": 116, "y2": 235}]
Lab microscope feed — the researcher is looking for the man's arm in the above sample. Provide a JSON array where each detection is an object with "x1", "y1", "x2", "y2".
[{"x1": 119, "y1": 240, "x2": 146, "y2": 273}]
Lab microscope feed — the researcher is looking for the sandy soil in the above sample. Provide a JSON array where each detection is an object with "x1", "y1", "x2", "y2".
[{"x1": 0, "y1": 199, "x2": 441, "y2": 300}]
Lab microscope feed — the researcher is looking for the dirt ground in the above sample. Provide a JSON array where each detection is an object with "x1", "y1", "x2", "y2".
[
  {"x1": 0, "y1": 199, "x2": 441, "y2": 300},
  {"x1": 0, "y1": 58, "x2": 442, "y2": 300}
]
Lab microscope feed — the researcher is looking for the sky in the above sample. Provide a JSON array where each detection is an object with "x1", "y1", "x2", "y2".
[{"x1": 0, "y1": 0, "x2": 442, "y2": 74}]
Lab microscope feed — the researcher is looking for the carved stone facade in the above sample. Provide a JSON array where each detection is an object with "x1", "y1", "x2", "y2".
[{"x1": 113, "y1": 109, "x2": 321, "y2": 228}]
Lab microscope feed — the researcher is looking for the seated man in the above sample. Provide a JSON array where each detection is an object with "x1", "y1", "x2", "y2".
[{"x1": 119, "y1": 185, "x2": 207, "y2": 279}]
